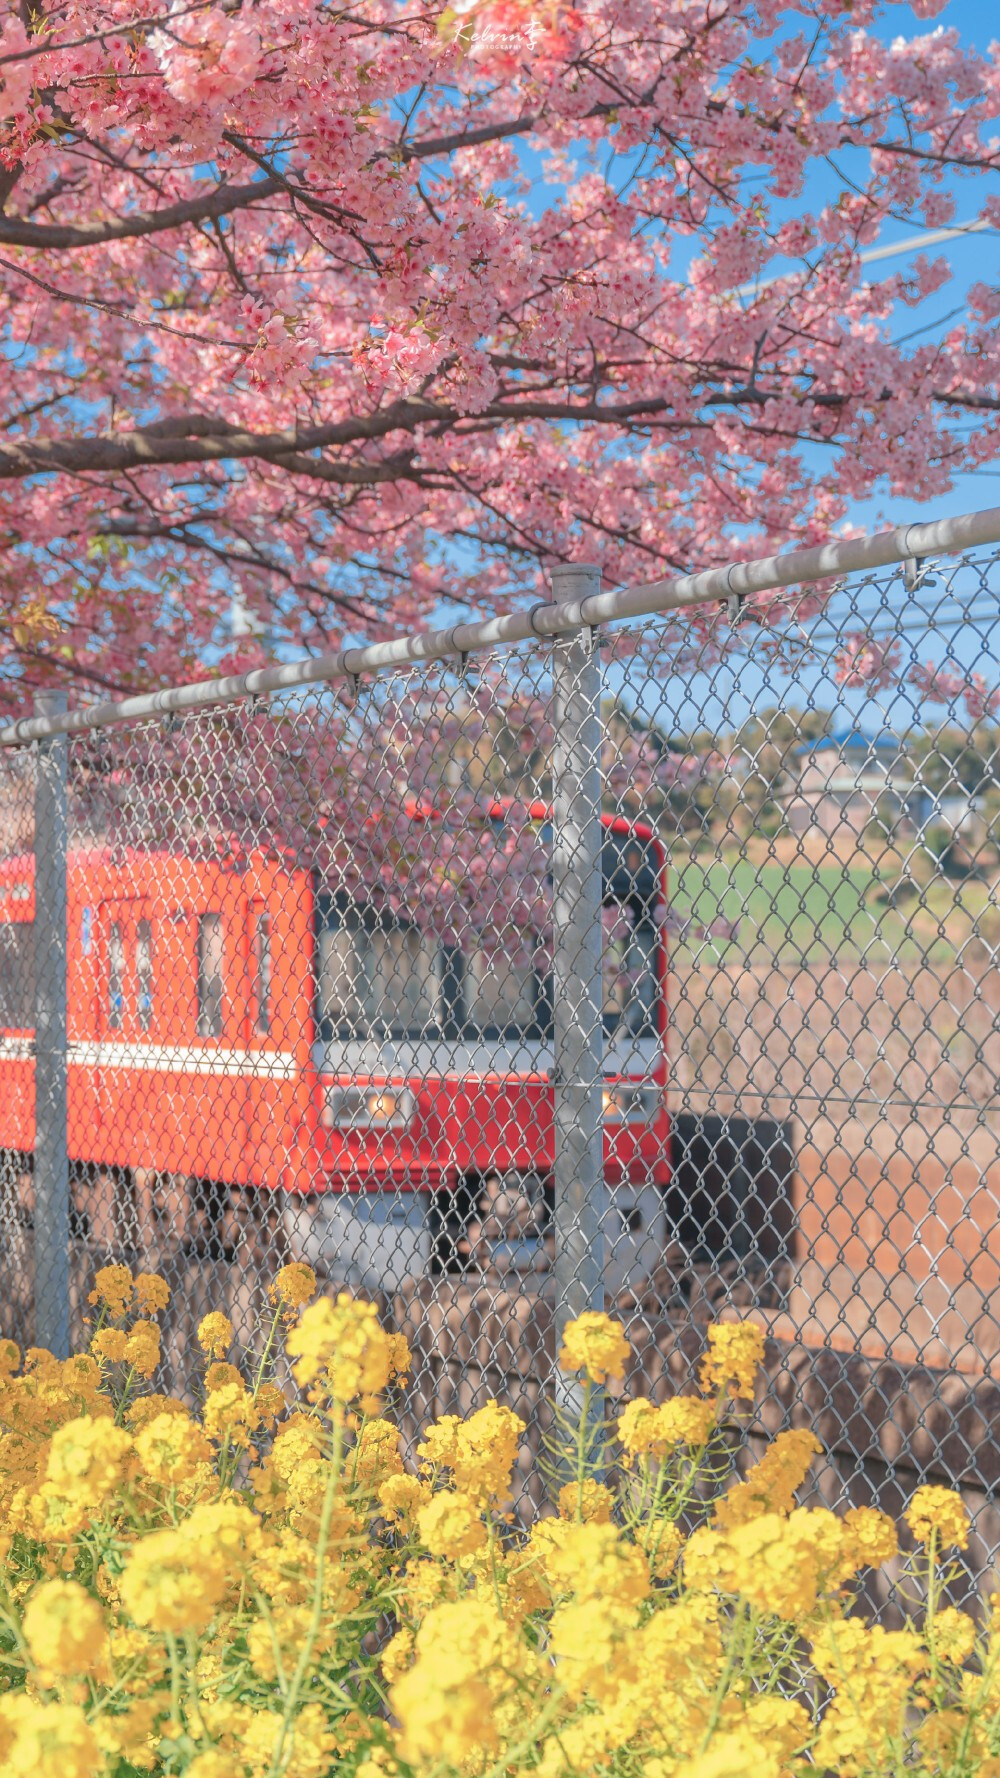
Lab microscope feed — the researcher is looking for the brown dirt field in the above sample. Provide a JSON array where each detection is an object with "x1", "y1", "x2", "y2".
[{"x1": 668, "y1": 955, "x2": 1000, "y2": 1373}]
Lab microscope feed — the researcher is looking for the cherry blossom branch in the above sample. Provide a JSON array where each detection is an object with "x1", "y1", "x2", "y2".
[{"x1": 0, "y1": 175, "x2": 282, "y2": 248}]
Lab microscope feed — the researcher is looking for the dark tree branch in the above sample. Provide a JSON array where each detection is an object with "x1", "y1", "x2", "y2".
[{"x1": 0, "y1": 174, "x2": 282, "y2": 248}]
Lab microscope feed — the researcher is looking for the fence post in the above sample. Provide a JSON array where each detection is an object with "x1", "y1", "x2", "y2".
[
  {"x1": 33, "y1": 690, "x2": 70, "y2": 1358},
  {"x1": 549, "y1": 566, "x2": 607, "y2": 1435}
]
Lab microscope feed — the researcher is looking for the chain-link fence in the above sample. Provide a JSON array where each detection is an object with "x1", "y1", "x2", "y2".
[{"x1": 2, "y1": 512, "x2": 1000, "y2": 1602}]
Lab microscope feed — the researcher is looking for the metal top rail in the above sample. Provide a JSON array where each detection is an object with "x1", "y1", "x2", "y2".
[{"x1": 3, "y1": 504, "x2": 999, "y2": 747}]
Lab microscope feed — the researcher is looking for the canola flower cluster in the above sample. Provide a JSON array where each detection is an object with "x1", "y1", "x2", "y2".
[{"x1": 0, "y1": 1265, "x2": 997, "y2": 1777}]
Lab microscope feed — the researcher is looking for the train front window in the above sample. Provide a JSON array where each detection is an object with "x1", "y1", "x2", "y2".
[
  {"x1": 317, "y1": 909, "x2": 441, "y2": 1037},
  {"x1": 465, "y1": 950, "x2": 539, "y2": 1034},
  {"x1": 314, "y1": 825, "x2": 662, "y2": 1043},
  {"x1": 602, "y1": 904, "x2": 659, "y2": 1037},
  {"x1": 369, "y1": 926, "x2": 440, "y2": 1033}
]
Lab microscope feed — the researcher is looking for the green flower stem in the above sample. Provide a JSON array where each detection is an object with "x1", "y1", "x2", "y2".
[{"x1": 268, "y1": 1409, "x2": 345, "y2": 1777}]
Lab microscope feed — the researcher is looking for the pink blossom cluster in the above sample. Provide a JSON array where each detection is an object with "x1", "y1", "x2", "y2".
[
  {"x1": 238, "y1": 299, "x2": 321, "y2": 393},
  {"x1": 911, "y1": 661, "x2": 1000, "y2": 723},
  {"x1": 0, "y1": 0, "x2": 994, "y2": 714},
  {"x1": 68, "y1": 682, "x2": 692, "y2": 963},
  {"x1": 834, "y1": 632, "x2": 904, "y2": 691}
]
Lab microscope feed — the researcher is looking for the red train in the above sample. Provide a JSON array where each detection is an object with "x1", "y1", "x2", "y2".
[{"x1": 0, "y1": 811, "x2": 670, "y2": 1295}]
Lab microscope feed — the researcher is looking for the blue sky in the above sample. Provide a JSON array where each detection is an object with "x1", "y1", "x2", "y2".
[{"x1": 602, "y1": 0, "x2": 1000, "y2": 735}]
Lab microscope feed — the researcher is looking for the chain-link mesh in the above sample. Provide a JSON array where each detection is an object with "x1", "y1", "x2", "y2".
[{"x1": 1, "y1": 541, "x2": 999, "y2": 1597}]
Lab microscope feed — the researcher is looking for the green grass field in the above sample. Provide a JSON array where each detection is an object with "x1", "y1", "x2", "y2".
[{"x1": 666, "y1": 852, "x2": 1000, "y2": 965}]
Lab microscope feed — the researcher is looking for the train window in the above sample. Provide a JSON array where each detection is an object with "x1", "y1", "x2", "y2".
[
  {"x1": 465, "y1": 950, "x2": 538, "y2": 1034},
  {"x1": 602, "y1": 904, "x2": 658, "y2": 1037},
  {"x1": 108, "y1": 921, "x2": 125, "y2": 1031},
  {"x1": 252, "y1": 908, "x2": 271, "y2": 1036},
  {"x1": 368, "y1": 926, "x2": 440, "y2": 1034},
  {"x1": 317, "y1": 912, "x2": 441, "y2": 1036},
  {"x1": 196, "y1": 913, "x2": 225, "y2": 1038},
  {"x1": 137, "y1": 919, "x2": 153, "y2": 1033},
  {"x1": 0, "y1": 921, "x2": 33, "y2": 1028},
  {"x1": 317, "y1": 921, "x2": 365, "y2": 1030}
]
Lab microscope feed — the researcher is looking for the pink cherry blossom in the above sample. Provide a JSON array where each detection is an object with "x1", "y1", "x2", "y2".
[
  {"x1": 963, "y1": 672, "x2": 1000, "y2": 724},
  {"x1": 0, "y1": 0, "x2": 992, "y2": 718},
  {"x1": 834, "y1": 632, "x2": 904, "y2": 692},
  {"x1": 909, "y1": 660, "x2": 974, "y2": 708},
  {"x1": 150, "y1": 6, "x2": 262, "y2": 106}
]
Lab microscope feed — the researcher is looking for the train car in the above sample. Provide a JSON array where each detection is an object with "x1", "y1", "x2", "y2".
[{"x1": 0, "y1": 811, "x2": 670, "y2": 1298}]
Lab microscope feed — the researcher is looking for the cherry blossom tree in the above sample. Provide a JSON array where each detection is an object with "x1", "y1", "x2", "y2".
[{"x1": 0, "y1": 0, "x2": 996, "y2": 716}]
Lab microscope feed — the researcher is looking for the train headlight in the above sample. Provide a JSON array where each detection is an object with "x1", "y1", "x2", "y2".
[
  {"x1": 322, "y1": 1085, "x2": 416, "y2": 1131},
  {"x1": 602, "y1": 1081, "x2": 661, "y2": 1124}
]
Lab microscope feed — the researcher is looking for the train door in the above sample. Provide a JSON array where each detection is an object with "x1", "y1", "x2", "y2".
[{"x1": 96, "y1": 877, "x2": 254, "y2": 1187}]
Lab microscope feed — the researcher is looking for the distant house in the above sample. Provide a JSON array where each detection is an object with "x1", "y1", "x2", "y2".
[
  {"x1": 781, "y1": 729, "x2": 909, "y2": 839},
  {"x1": 906, "y1": 785, "x2": 979, "y2": 839}
]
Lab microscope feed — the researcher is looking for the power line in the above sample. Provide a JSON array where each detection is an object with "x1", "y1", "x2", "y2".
[{"x1": 733, "y1": 217, "x2": 992, "y2": 298}]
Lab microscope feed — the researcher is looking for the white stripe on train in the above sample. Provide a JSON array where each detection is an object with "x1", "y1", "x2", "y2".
[{"x1": 0, "y1": 1037, "x2": 299, "y2": 1078}]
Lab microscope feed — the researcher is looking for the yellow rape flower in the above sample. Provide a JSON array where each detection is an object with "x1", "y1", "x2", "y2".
[
  {"x1": 557, "y1": 1477, "x2": 614, "y2": 1522},
  {"x1": 90, "y1": 1328, "x2": 128, "y2": 1364},
  {"x1": 0, "y1": 1696, "x2": 102, "y2": 1778},
  {"x1": 352, "y1": 1416, "x2": 403, "y2": 1489},
  {"x1": 418, "y1": 1488, "x2": 486, "y2": 1559},
  {"x1": 87, "y1": 1263, "x2": 133, "y2": 1317},
  {"x1": 417, "y1": 1399, "x2": 524, "y2": 1507},
  {"x1": 619, "y1": 1394, "x2": 716, "y2": 1461},
  {"x1": 45, "y1": 1416, "x2": 133, "y2": 1504},
  {"x1": 741, "y1": 1695, "x2": 813, "y2": 1764},
  {"x1": 93, "y1": 1697, "x2": 163, "y2": 1770},
  {"x1": 381, "y1": 1625, "x2": 414, "y2": 1682},
  {"x1": 124, "y1": 1318, "x2": 161, "y2": 1378},
  {"x1": 269, "y1": 1413, "x2": 325, "y2": 1477},
  {"x1": 184, "y1": 1497, "x2": 262, "y2": 1565},
  {"x1": 184, "y1": 1755, "x2": 233, "y2": 1778},
  {"x1": 22, "y1": 1579, "x2": 108, "y2": 1678},
  {"x1": 933, "y1": 1605, "x2": 977, "y2": 1665},
  {"x1": 197, "y1": 1311, "x2": 234, "y2": 1359},
  {"x1": 126, "y1": 1392, "x2": 189, "y2": 1429},
  {"x1": 378, "y1": 1472, "x2": 430, "y2": 1530},
  {"x1": 386, "y1": 1330, "x2": 412, "y2": 1385},
  {"x1": 286, "y1": 1294, "x2": 392, "y2": 1403},
  {"x1": 243, "y1": 1702, "x2": 336, "y2": 1778},
  {"x1": 132, "y1": 1272, "x2": 170, "y2": 1315},
  {"x1": 543, "y1": 1519, "x2": 650, "y2": 1611},
  {"x1": 674, "y1": 1730, "x2": 781, "y2": 1778},
  {"x1": 699, "y1": 1320, "x2": 764, "y2": 1401},
  {"x1": 391, "y1": 1597, "x2": 534, "y2": 1766},
  {"x1": 134, "y1": 1410, "x2": 213, "y2": 1485},
  {"x1": 905, "y1": 1484, "x2": 970, "y2": 1553},
  {"x1": 811, "y1": 1618, "x2": 925, "y2": 1774},
  {"x1": 269, "y1": 1261, "x2": 317, "y2": 1308},
  {"x1": 255, "y1": 1380, "x2": 286, "y2": 1429},
  {"x1": 686, "y1": 1508, "x2": 847, "y2": 1621},
  {"x1": 549, "y1": 1596, "x2": 636, "y2": 1700},
  {"x1": 204, "y1": 1359, "x2": 243, "y2": 1393},
  {"x1": 648, "y1": 1520, "x2": 683, "y2": 1579},
  {"x1": 119, "y1": 1526, "x2": 228, "y2": 1632},
  {"x1": 558, "y1": 1310, "x2": 630, "y2": 1385},
  {"x1": 202, "y1": 1380, "x2": 261, "y2": 1450},
  {"x1": 713, "y1": 1428, "x2": 821, "y2": 1530},
  {"x1": 840, "y1": 1506, "x2": 899, "y2": 1574}
]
